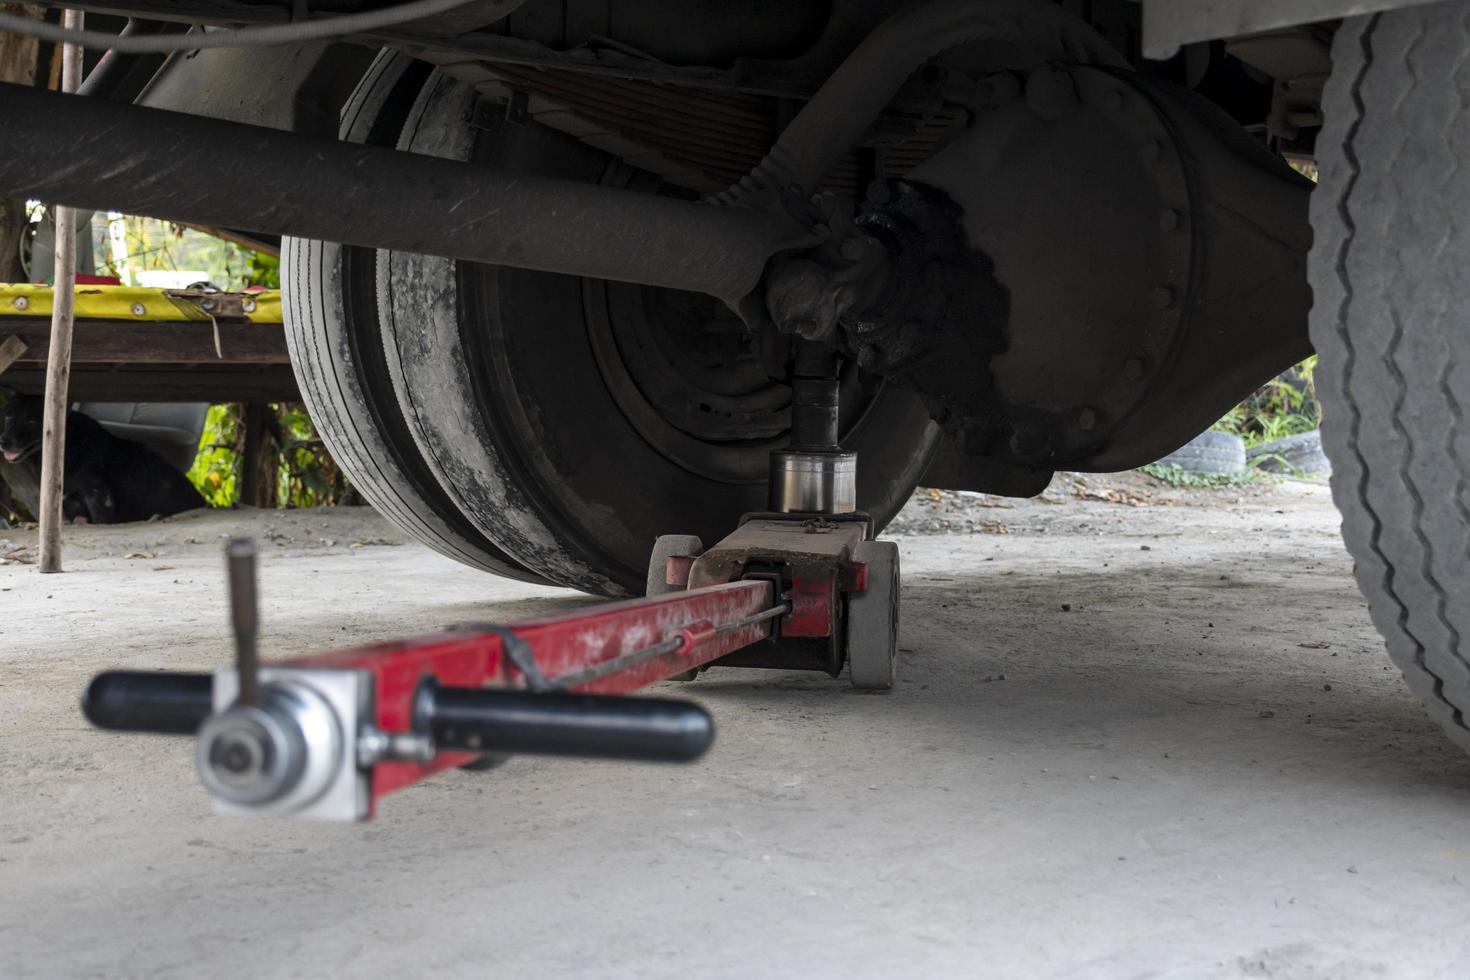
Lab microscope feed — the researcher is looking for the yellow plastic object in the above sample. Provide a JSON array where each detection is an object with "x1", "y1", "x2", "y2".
[{"x1": 0, "y1": 283, "x2": 283, "y2": 324}]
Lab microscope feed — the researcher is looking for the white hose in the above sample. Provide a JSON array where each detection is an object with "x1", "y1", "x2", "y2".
[{"x1": 0, "y1": 0, "x2": 484, "y2": 53}]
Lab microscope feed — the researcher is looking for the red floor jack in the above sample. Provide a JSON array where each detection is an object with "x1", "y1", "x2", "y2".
[{"x1": 81, "y1": 351, "x2": 899, "y2": 821}]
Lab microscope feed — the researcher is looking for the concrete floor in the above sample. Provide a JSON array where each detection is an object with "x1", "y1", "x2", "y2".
[{"x1": 3, "y1": 479, "x2": 1469, "y2": 979}]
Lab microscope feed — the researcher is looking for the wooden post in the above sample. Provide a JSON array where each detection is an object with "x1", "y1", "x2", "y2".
[
  {"x1": 240, "y1": 402, "x2": 266, "y2": 507},
  {"x1": 37, "y1": 9, "x2": 84, "y2": 574}
]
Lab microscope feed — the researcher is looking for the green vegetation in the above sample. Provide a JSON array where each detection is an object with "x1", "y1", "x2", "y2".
[
  {"x1": 1137, "y1": 356, "x2": 1321, "y2": 486},
  {"x1": 188, "y1": 403, "x2": 354, "y2": 509},
  {"x1": 187, "y1": 404, "x2": 240, "y2": 507},
  {"x1": 246, "y1": 251, "x2": 282, "y2": 289},
  {"x1": 1211, "y1": 356, "x2": 1319, "y2": 448}
]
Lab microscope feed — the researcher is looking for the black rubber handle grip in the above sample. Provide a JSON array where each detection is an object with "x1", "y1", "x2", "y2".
[
  {"x1": 424, "y1": 687, "x2": 715, "y2": 763},
  {"x1": 82, "y1": 671, "x2": 213, "y2": 735}
]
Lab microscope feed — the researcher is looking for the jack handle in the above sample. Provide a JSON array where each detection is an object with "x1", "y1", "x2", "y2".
[
  {"x1": 416, "y1": 680, "x2": 714, "y2": 763},
  {"x1": 83, "y1": 671, "x2": 714, "y2": 764}
]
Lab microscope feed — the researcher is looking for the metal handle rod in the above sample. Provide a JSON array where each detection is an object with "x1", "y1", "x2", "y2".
[
  {"x1": 424, "y1": 688, "x2": 715, "y2": 762},
  {"x1": 82, "y1": 671, "x2": 214, "y2": 734},
  {"x1": 548, "y1": 602, "x2": 791, "y2": 689},
  {"x1": 226, "y1": 539, "x2": 260, "y2": 706}
]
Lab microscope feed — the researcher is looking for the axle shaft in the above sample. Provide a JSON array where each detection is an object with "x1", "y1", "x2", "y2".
[{"x1": 0, "y1": 83, "x2": 806, "y2": 308}]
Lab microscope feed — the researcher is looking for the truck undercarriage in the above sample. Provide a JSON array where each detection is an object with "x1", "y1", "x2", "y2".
[
  {"x1": 9, "y1": 0, "x2": 1470, "y2": 761},
  {"x1": 0, "y1": 0, "x2": 1322, "y2": 588}
]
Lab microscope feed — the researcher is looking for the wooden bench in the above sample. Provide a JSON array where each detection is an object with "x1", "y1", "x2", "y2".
[{"x1": 0, "y1": 284, "x2": 297, "y2": 402}]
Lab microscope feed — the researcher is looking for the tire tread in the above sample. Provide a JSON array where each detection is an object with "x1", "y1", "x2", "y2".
[
  {"x1": 281, "y1": 53, "x2": 539, "y2": 580},
  {"x1": 1310, "y1": 2, "x2": 1470, "y2": 748}
]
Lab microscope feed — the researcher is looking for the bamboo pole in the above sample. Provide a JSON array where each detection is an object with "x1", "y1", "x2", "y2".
[{"x1": 38, "y1": 8, "x2": 84, "y2": 574}]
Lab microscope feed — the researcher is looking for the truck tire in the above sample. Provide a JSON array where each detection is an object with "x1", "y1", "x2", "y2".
[
  {"x1": 372, "y1": 70, "x2": 938, "y2": 596},
  {"x1": 1153, "y1": 429, "x2": 1247, "y2": 476},
  {"x1": 1309, "y1": 1, "x2": 1470, "y2": 752},
  {"x1": 1246, "y1": 430, "x2": 1331, "y2": 476},
  {"x1": 291, "y1": 61, "x2": 939, "y2": 596},
  {"x1": 282, "y1": 51, "x2": 541, "y2": 581}
]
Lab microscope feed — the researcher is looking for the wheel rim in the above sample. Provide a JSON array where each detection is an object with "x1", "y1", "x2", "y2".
[{"x1": 584, "y1": 164, "x2": 885, "y2": 485}]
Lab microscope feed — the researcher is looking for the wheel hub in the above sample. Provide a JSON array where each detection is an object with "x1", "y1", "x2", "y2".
[{"x1": 584, "y1": 165, "x2": 882, "y2": 484}]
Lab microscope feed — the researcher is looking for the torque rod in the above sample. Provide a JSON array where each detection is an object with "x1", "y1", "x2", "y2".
[{"x1": 0, "y1": 83, "x2": 815, "y2": 309}]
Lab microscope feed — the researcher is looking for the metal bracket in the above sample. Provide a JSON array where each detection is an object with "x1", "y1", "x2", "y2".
[
  {"x1": 204, "y1": 667, "x2": 372, "y2": 822},
  {"x1": 357, "y1": 726, "x2": 436, "y2": 767}
]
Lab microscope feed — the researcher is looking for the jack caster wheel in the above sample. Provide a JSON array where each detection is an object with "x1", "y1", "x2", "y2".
[
  {"x1": 646, "y1": 534, "x2": 703, "y2": 598},
  {"x1": 647, "y1": 534, "x2": 704, "y2": 681},
  {"x1": 846, "y1": 540, "x2": 900, "y2": 691}
]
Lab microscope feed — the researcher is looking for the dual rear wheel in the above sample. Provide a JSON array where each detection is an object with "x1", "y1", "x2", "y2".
[{"x1": 283, "y1": 54, "x2": 937, "y2": 596}]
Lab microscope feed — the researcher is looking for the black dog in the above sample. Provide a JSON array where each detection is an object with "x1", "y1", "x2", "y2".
[{"x1": 0, "y1": 390, "x2": 205, "y2": 524}]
